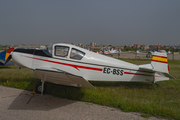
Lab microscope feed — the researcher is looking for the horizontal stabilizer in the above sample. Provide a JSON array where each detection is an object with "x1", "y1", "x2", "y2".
[
  {"x1": 163, "y1": 73, "x2": 175, "y2": 79},
  {"x1": 139, "y1": 51, "x2": 175, "y2": 80},
  {"x1": 139, "y1": 64, "x2": 154, "y2": 72},
  {"x1": 139, "y1": 66, "x2": 175, "y2": 80}
]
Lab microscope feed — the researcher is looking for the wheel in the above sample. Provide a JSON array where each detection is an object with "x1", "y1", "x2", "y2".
[{"x1": 35, "y1": 82, "x2": 47, "y2": 94}]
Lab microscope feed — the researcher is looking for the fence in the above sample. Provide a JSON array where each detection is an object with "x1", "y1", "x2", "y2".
[{"x1": 106, "y1": 52, "x2": 180, "y2": 60}]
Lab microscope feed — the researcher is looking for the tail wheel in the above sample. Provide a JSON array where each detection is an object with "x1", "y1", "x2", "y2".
[{"x1": 35, "y1": 82, "x2": 47, "y2": 94}]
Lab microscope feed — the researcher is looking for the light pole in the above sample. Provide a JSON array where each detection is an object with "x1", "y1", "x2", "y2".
[{"x1": 172, "y1": 47, "x2": 175, "y2": 60}]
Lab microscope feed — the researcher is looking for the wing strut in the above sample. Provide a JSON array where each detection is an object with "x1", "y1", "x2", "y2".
[{"x1": 41, "y1": 80, "x2": 45, "y2": 95}]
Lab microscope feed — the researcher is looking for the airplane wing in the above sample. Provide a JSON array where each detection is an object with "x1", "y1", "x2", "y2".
[{"x1": 34, "y1": 67, "x2": 95, "y2": 88}]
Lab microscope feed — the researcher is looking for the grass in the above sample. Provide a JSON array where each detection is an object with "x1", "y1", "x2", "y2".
[
  {"x1": 141, "y1": 114, "x2": 150, "y2": 118},
  {"x1": 0, "y1": 59, "x2": 180, "y2": 119}
]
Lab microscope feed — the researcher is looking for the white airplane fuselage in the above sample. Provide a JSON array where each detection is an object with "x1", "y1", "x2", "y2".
[{"x1": 11, "y1": 43, "x2": 169, "y2": 88}]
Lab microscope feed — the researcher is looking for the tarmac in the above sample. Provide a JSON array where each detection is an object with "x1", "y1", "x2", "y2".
[{"x1": 0, "y1": 85, "x2": 168, "y2": 120}]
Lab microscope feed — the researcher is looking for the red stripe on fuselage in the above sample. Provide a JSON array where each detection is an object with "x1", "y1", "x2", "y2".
[
  {"x1": 21, "y1": 55, "x2": 166, "y2": 78},
  {"x1": 124, "y1": 72, "x2": 152, "y2": 76},
  {"x1": 22, "y1": 55, "x2": 102, "y2": 71},
  {"x1": 124, "y1": 72, "x2": 165, "y2": 77},
  {"x1": 151, "y1": 60, "x2": 167, "y2": 63}
]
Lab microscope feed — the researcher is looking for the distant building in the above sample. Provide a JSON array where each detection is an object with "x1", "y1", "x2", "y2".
[
  {"x1": 106, "y1": 44, "x2": 111, "y2": 47},
  {"x1": 40, "y1": 45, "x2": 46, "y2": 49},
  {"x1": 129, "y1": 44, "x2": 133, "y2": 48},
  {"x1": 18, "y1": 44, "x2": 44, "y2": 49},
  {"x1": 142, "y1": 45, "x2": 149, "y2": 50},
  {"x1": 119, "y1": 46, "x2": 124, "y2": 50},
  {"x1": 149, "y1": 44, "x2": 161, "y2": 51},
  {"x1": 157, "y1": 45, "x2": 161, "y2": 51},
  {"x1": 77, "y1": 43, "x2": 82, "y2": 47},
  {"x1": 99, "y1": 44, "x2": 103, "y2": 48},
  {"x1": 178, "y1": 45, "x2": 180, "y2": 49},
  {"x1": 11, "y1": 45, "x2": 18, "y2": 48},
  {"x1": 133, "y1": 44, "x2": 140, "y2": 49},
  {"x1": 90, "y1": 42, "x2": 96, "y2": 47},
  {"x1": 71, "y1": 43, "x2": 76, "y2": 45},
  {"x1": 18, "y1": 44, "x2": 27, "y2": 48}
]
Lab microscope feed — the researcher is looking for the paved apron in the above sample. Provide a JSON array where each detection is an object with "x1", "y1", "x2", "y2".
[{"x1": 0, "y1": 86, "x2": 168, "y2": 120}]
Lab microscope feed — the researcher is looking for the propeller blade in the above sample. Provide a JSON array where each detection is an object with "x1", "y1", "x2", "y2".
[{"x1": 5, "y1": 55, "x2": 12, "y2": 65}]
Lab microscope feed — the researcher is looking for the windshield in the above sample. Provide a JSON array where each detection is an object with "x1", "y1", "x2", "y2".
[
  {"x1": 43, "y1": 49, "x2": 52, "y2": 57},
  {"x1": 70, "y1": 48, "x2": 85, "y2": 60}
]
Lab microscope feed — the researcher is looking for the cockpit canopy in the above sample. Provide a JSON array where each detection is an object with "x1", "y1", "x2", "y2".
[{"x1": 52, "y1": 44, "x2": 86, "y2": 60}]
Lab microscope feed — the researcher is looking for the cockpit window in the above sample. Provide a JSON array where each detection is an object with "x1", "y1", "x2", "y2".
[
  {"x1": 55, "y1": 46, "x2": 69, "y2": 57},
  {"x1": 42, "y1": 49, "x2": 52, "y2": 57},
  {"x1": 70, "y1": 48, "x2": 85, "y2": 60}
]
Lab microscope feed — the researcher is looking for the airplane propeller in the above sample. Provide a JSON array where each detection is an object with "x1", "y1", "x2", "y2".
[{"x1": 5, "y1": 55, "x2": 12, "y2": 65}]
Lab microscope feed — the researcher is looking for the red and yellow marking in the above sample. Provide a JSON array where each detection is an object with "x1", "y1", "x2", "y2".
[
  {"x1": 5, "y1": 48, "x2": 14, "y2": 61},
  {"x1": 152, "y1": 55, "x2": 168, "y2": 63}
]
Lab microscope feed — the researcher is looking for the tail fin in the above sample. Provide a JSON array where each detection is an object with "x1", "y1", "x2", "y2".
[
  {"x1": 151, "y1": 52, "x2": 169, "y2": 73},
  {"x1": 139, "y1": 51, "x2": 174, "y2": 80}
]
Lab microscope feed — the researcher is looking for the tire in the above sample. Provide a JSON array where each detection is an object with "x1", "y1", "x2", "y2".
[{"x1": 35, "y1": 82, "x2": 47, "y2": 94}]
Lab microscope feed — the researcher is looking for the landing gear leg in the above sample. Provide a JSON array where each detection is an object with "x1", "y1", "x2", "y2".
[
  {"x1": 152, "y1": 75, "x2": 161, "y2": 87},
  {"x1": 154, "y1": 83, "x2": 161, "y2": 87},
  {"x1": 41, "y1": 80, "x2": 44, "y2": 95}
]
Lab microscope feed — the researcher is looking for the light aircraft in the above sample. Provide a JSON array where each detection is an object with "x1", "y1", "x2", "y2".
[
  {"x1": 104, "y1": 48, "x2": 119, "y2": 54},
  {"x1": 91, "y1": 49, "x2": 99, "y2": 53},
  {"x1": 5, "y1": 43, "x2": 173, "y2": 94},
  {"x1": 91, "y1": 49, "x2": 103, "y2": 53},
  {"x1": 159, "y1": 50, "x2": 167, "y2": 53},
  {"x1": 0, "y1": 47, "x2": 14, "y2": 66}
]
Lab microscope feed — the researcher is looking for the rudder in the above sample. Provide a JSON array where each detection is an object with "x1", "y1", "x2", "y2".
[{"x1": 151, "y1": 52, "x2": 169, "y2": 73}]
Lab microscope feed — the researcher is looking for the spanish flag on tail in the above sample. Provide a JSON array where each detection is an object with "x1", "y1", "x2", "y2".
[{"x1": 151, "y1": 52, "x2": 169, "y2": 73}]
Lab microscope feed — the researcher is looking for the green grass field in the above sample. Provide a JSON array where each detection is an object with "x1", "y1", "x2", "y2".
[{"x1": 0, "y1": 59, "x2": 180, "y2": 119}]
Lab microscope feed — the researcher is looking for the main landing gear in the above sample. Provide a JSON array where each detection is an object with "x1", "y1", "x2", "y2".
[
  {"x1": 154, "y1": 83, "x2": 161, "y2": 87},
  {"x1": 152, "y1": 76, "x2": 161, "y2": 87},
  {"x1": 35, "y1": 81, "x2": 47, "y2": 94}
]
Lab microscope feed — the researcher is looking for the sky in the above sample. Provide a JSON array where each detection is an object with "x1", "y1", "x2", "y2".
[{"x1": 0, "y1": 0, "x2": 180, "y2": 46}]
